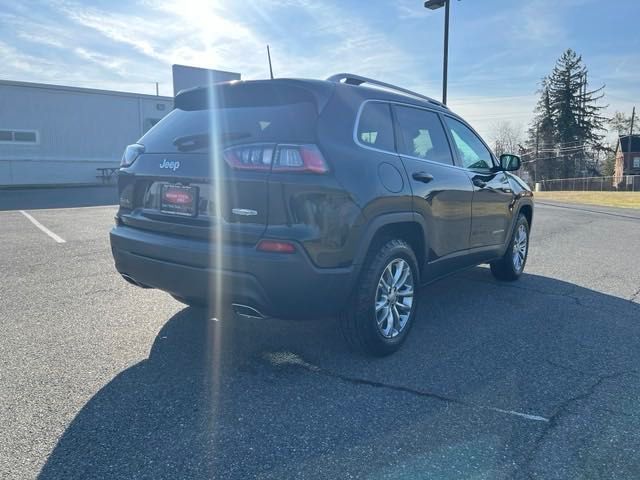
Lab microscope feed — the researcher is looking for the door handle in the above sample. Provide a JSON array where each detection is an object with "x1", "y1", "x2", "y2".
[
  {"x1": 412, "y1": 172, "x2": 434, "y2": 183},
  {"x1": 473, "y1": 178, "x2": 487, "y2": 188}
]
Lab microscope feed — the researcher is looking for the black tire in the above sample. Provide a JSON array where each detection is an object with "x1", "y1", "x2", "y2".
[
  {"x1": 490, "y1": 214, "x2": 530, "y2": 281},
  {"x1": 340, "y1": 239, "x2": 419, "y2": 356}
]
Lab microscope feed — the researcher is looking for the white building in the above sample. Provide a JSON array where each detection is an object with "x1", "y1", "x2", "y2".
[
  {"x1": 0, "y1": 80, "x2": 173, "y2": 186},
  {"x1": 0, "y1": 66, "x2": 240, "y2": 186}
]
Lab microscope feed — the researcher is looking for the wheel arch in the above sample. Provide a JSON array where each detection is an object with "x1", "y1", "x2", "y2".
[
  {"x1": 353, "y1": 212, "x2": 428, "y2": 278},
  {"x1": 518, "y1": 202, "x2": 533, "y2": 228},
  {"x1": 498, "y1": 200, "x2": 534, "y2": 257}
]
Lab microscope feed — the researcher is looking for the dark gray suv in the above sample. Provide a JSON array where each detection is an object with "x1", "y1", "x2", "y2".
[{"x1": 110, "y1": 73, "x2": 533, "y2": 356}]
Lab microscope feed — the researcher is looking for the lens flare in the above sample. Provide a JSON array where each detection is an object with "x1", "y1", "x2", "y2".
[{"x1": 206, "y1": 71, "x2": 225, "y2": 434}]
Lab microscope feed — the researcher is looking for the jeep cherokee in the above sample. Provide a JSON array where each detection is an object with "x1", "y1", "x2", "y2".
[{"x1": 110, "y1": 73, "x2": 533, "y2": 356}]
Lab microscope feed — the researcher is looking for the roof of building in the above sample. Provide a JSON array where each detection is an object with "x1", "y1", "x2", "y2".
[
  {"x1": 618, "y1": 134, "x2": 640, "y2": 153},
  {"x1": 0, "y1": 78, "x2": 173, "y2": 101}
]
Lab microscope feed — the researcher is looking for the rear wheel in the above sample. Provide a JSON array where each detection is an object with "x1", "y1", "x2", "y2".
[
  {"x1": 490, "y1": 214, "x2": 530, "y2": 281},
  {"x1": 340, "y1": 239, "x2": 419, "y2": 356}
]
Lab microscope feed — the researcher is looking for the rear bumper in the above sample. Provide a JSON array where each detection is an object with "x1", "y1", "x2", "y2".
[{"x1": 109, "y1": 225, "x2": 355, "y2": 319}]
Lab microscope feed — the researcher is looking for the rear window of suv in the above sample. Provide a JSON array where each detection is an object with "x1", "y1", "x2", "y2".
[
  {"x1": 356, "y1": 102, "x2": 395, "y2": 152},
  {"x1": 140, "y1": 84, "x2": 320, "y2": 153}
]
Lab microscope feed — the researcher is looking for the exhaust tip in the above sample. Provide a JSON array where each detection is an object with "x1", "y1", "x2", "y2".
[
  {"x1": 121, "y1": 274, "x2": 151, "y2": 289},
  {"x1": 232, "y1": 303, "x2": 265, "y2": 319}
]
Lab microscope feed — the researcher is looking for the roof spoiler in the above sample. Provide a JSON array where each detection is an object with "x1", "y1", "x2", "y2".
[
  {"x1": 326, "y1": 73, "x2": 447, "y2": 109},
  {"x1": 174, "y1": 79, "x2": 334, "y2": 112}
]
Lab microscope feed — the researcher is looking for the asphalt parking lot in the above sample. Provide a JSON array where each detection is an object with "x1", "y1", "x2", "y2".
[{"x1": 1, "y1": 195, "x2": 640, "y2": 479}]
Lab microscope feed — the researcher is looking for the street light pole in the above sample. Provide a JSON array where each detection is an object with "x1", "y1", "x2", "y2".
[
  {"x1": 425, "y1": 0, "x2": 453, "y2": 105},
  {"x1": 442, "y1": 0, "x2": 450, "y2": 105}
]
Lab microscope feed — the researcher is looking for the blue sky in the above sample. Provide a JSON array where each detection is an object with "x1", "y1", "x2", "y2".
[{"x1": 1, "y1": 0, "x2": 638, "y2": 138}]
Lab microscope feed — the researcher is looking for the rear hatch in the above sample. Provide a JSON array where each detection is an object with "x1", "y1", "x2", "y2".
[{"x1": 118, "y1": 80, "x2": 333, "y2": 244}]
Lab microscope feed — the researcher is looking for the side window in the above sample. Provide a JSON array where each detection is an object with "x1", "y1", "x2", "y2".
[
  {"x1": 393, "y1": 106, "x2": 453, "y2": 165},
  {"x1": 356, "y1": 102, "x2": 395, "y2": 152},
  {"x1": 444, "y1": 117, "x2": 493, "y2": 170}
]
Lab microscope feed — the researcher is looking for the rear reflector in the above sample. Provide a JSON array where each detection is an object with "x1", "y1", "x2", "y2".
[
  {"x1": 256, "y1": 239, "x2": 296, "y2": 253},
  {"x1": 224, "y1": 143, "x2": 328, "y2": 173}
]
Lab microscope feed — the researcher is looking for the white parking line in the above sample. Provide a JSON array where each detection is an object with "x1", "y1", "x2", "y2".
[
  {"x1": 488, "y1": 407, "x2": 549, "y2": 422},
  {"x1": 35, "y1": 204, "x2": 118, "y2": 212},
  {"x1": 19, "y1": 210, "x2": 66, "y2": 243}
]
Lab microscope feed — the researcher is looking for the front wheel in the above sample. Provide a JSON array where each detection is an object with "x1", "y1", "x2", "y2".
[
  {"x1": 490, "y1": 214, "x2": 530, "y2": 281},
  {"x1": 340, "y1": 239, "x2": 419, "y2": 356}
]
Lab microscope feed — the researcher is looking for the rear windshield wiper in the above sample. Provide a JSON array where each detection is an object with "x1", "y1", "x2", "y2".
[
  {"x1": 173, "y1": 132, "x2": 252, "y2": 152},
  {"x1": 173, "y1": 133, "x2": 209, "y2": 152}
]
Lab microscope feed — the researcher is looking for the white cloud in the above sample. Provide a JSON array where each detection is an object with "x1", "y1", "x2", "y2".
[{"x1": 0, "y1": 0, "x2": 634, "y2": 139}]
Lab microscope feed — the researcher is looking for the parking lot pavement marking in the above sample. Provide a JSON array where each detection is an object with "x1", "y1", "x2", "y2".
[
  {"x1": 487, "y1": 408, "x2": 549, "y2": 422},
  {"x1": 34, "y1": 204, "x2": 118, "y2": 211},
  {"x1": 19, "y1": 210, "x2": 66, "y2": 244},
  {"x1": 265, "y1": 352, "x2": 551, "y2": 423}
]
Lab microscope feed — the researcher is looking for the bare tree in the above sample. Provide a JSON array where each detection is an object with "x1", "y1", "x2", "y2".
[
  {"x1": 489, "y1": 121, "x2": 524, "y2": 157},
  {"x1": 608, "y1": 111, "x2": 633, "y2": 136}
]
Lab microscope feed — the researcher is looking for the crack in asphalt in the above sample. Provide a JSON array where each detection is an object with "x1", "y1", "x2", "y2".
[
  {"x1": 264, "y1": 352, "x2": 549, "y2": 423},
  {"x1": 462, "y1": 274, "x2": 590, "y2": 308},
  {"x1": 463, "y1": 274, "x2": 640, "y2": 316},
  {"x1": 545, "y1": 359, "x2": 593, "y2": 377},
  {"x1": 537, "y1": 202, "x2": 640, "y2": 220},
  {"x1": 266, "y1": 351, "x2": 640, "y2": 479},
  {"x1": 521, "y1": 370, "x2": 636, "y2": 479},
  {"x1": 532, "y1": 219, "x2": 596, "y2": 245}
]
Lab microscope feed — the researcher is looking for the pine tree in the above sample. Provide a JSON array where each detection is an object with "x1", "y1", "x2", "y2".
[
  {"x1": 526, "y1": 49, "x2": 607, "y2": 180},
  {"x1": 526, "y1": 78, "x2": 558, "y2": 180},
  {"x1": 549, "y1": 49, "x2": 606, "y2": 176}
]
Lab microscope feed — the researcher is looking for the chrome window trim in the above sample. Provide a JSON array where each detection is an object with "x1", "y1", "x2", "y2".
[{"x1": 353, "y1": 99, "x2": 472, "y2": 172}]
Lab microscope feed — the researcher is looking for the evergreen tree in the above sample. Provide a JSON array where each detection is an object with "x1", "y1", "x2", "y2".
[
  {"x1": 526, "y1": 78, "x2": 559, "y2": 180},
  {"x1": 526, "y1": 49, "x2": 607, "y2": 179}
]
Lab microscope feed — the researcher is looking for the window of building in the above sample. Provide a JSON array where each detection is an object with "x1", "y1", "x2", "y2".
[
  {"x1": 356, "y1": 102, "x2": 395, "y2": 152},
  {"x1": 393, "y1": 105, "x2": 453, "y2": 164},
  {"x1": 0, "y1": 129, "x2": 38, "y2": 144},
  {"x1": 633, "y1": 156, "x2": 640, "y2": 169},
  {"x1": 444, "y1": 117, "x2": 493, "y2": 170}
]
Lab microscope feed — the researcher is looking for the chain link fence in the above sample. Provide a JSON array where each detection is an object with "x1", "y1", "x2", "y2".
[{"x1": 538, "y1": 175, "x2": 640, "y2": 192}]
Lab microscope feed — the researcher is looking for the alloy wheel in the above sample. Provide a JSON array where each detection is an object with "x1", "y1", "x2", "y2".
[
  {"x1": 375, "y1": 258, "x2": 414, "y2": 338},
  {"x1": 512, "y1": 224, "x2": 528, "y2": 272}
]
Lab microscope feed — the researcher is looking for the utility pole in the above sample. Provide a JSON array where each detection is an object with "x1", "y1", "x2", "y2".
[
  {"x1": 534, "y1": 123, "x2": 540, "y2": 183},
  {"x1": 628, "y1": 106, "x2": 636, "y2": 191},
  {"x1": 266, "y1": 45, "x2": 274, "y2": 80},
  {"x1": 628, "y1": 106, "x2": 636, "y2": 161},
  {"x1": 155, "y1": 82, "x2": 159, "y2": 96},
  {"x1": 581, "y1": 72, "x2": 587, "y2": 173}
]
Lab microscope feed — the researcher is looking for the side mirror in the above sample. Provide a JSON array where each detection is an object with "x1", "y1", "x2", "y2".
[{"x1": 500, "y1": 154, "x2": 521, "y2": 171}]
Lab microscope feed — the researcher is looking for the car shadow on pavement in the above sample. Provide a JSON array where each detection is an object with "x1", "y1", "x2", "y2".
[{"x1": 38, "y1": 267, "x2": 640, "y2": 480}]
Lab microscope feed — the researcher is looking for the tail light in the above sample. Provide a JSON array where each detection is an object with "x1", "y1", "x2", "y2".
[
  {"x1": 256, "y1": 239, "x2": 296, "y2": 253},
  {"x1": 121, "y1": 143, "x2": 145, "y2": 167},
  {"x1": 224, "y1": 144, "x2": 328, "y2": 173}
]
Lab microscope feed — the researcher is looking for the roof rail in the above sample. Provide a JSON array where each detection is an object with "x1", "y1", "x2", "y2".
[{"x1": 326, "y1": 73, "x2": 447, "y2": 109}]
